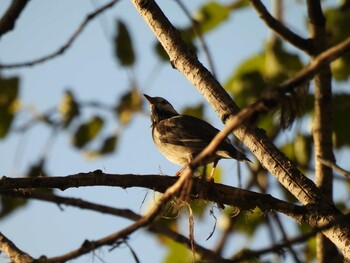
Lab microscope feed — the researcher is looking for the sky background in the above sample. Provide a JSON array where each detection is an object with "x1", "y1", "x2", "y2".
[{"x1": 0, "y1": 0, "x2": 345, "y2": 262}]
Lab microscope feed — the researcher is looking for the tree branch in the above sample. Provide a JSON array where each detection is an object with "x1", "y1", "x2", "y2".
[
  {"x1": 317, "y1": 156, "x2": 350, "y2": 178},
  {"x1": 306, "y1": 1, "x2": 338, "y2": 261},
  {"x1": 0, "y1": 232, "x2": 34, "y2": 263},
  {"x1": 0, "y1": 0, "x2": 119, "y2": 69},
  {"x1": 0, "y1": 0, "x2": 30, "y2": 38},
  {"x1": 0, "y1": 172, "x2": 305, "y2": 219},
  {"x1": 249, "y1": 0, "x2": 313, "y2": 54}
]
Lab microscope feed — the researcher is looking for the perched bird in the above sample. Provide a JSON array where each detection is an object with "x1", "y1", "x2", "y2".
[{"x1": 144, "y1": 94, "x2": 250, "y2": 179}]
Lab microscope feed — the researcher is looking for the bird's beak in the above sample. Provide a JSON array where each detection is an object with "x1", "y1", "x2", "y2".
[{"x1": 143, "y1": 94, "x2": 154, "y2": 104}]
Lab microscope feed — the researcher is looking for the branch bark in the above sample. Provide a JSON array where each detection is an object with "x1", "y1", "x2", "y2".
[
  {"x1": 249, "y1": 0, "x2": 313, "y2": 54},
  {"x1": 0, "y1": 172, "x2": 305, "y2": 219},
  {"x1": 0, "y1": 0, "x2": 29, "y2": 38},
  {"x1": 306, "y1": 1, "x2": 338, "y2": 261},
  {"x1": 0, "y1": 232, "x2": 34, "y2": 263}
]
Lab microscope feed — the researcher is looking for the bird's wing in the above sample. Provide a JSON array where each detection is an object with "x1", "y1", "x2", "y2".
[{"x1": 155, "y1": 115, "x2": 232, "y2": 151}]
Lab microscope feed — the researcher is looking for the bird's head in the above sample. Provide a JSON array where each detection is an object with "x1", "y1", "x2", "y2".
[{"x1": 144, "y1": 94, "x2": 179, "y2": 125}]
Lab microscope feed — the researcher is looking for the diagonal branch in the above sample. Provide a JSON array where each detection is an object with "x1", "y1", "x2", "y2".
[
  {"x1": 0, "y1": 0, "x2": 30, "y2": 38},
  {"x1": 0, "y1": 232, "x2": 34, "y2": 263},
  {"x1": 249, "y1": 0, "x2": 313, "y2": 54},
  {"x1": 0, "y1": 0, "x2": 119, "y2": 69},
  {"x1": 317, "y1": 156, "x2": 350, "y2": 178}
]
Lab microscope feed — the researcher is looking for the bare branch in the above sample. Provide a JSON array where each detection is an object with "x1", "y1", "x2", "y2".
[
  {"x1": 174, "y1": 0, "x2": 217, "y2": 78},
  {"x1": 0, "y1": 0, "x2": 29, "y2": 38},
  {"x1": 249, "y1": 0, "x2": 313, "y2": 54},
  {"x1": 0, "y1": 232, "x2": 34, "y2": 263},
  {"x1": 0, "y1": 0, "x2": 119, "y2": 69},
  {"x1": 0, "y1": 172, "x2": 305, "y2": 219},
  {"x1": 317, "y1": 156, "x2": 350, "y2": 178}
]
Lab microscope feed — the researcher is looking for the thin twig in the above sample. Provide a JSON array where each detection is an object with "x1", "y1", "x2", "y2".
[
  {"x1": 0, "y1": 0, "x2": 119, "y2": 69},
  {"x1": 317, "y1": 156, "x2": 350, "y2": 178},
  {"x1": 249, "y1": 0, "x2": 313, "y2": 54},
  {"x1": 174, "y1": 0, "x2": 217, "y2": 78}
]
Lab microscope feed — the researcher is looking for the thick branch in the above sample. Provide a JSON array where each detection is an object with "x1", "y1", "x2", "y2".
[
  {"x1": 0, "y1": 0, "x2": 29, "y2": 38},
  {"x1": 249, "y1": 0, "x2": 313, "y2": 54},
  {"x1": 0, "y1": 172, "x2": 304, "y2": 219},
  {"x1": 0, "y1": 232, "x2": 34, "y2": 263},
  {"x1": 307, "y1": 1, "x2": 337, "y2": 261},
  {"x1": 0, "y1": 0, "x2": 118, "y2": 69}
]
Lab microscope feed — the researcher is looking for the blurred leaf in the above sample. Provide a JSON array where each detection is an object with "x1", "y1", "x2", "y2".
[
  {"x1": 225, "y1": 54, "x2": 266, "y2": 108},
  {"x1": 189, "y1": 199, "x2": 209, "y2": 219},
  {"x1": 256, "y1": 114, "x2": 276, "y2": 138},
  {"x1": 0, "y1": 75, "x2": 20, "y2": 138},
  {"x1": 72, "y1": 116, "x2": 104, "y2": 148},
  {"x1": 182, "y1": 103, "x2": 204, "y2": 119},
  {"x1": 100, "y1": 134, "x2": 118, "y2": 154},
  {"x1": 325, "y1": 7, "x2": 350, "y2": 81},
  {"x1": 114, "y1": 20, "x2": 136, "y2": 66},
  {"x1": 331, "y1": 53, "x2": 350, "y2": 81},
  {"x1": 298, "y1": 222, "x2": 316, "y2": 261},
  {"x1": 154, "y1": 42, "x2": 169, "y2": 61},
  {"x1": 333, "y1": 94, "x2": 350, "y2": 147},
  {"x1": 234, "y1": 207, "x2": 264, "y2": 236},
  {"x1": 163, "y1": 240, "x2": 191, "y2": 263},
  {"x1": 294, "y1": 134, "x2": 312, "y2": 167},
  {"x1": 264, "y1": 40, "x2": 303, "y2": 82},
  {"x1": 116, "y1": 88, "x2": 143, "y2": 124},
  {"x1": 58, "y1": 90, "x2": 80, "y2": 128},
  {"x1": 26, "y1": 159, "x2": 48, "y2": 178},
  {"x1": 281, "y1": 133, "x2": 312, "y2": 171},
  {"x1": 0, "y1": 196, "x2": 27, "y2": 219},
  {"x1": 194, "y1": 2, "x2": 230, "y2": 33}
]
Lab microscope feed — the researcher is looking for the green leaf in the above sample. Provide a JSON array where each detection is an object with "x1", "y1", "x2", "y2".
[
  {"x1": 26, "y1": 159, "x2": 48, "y2": 178},
  {"x1": 59, "y1": 90, "x2": 80, "y2": 128},
  {"x1": 233, "y1": 207, "x2": 264, "y2": 236},
  {"x1": 0, "y1": 75, "x2": 20, "y2": 138},
  {"x1": 333, "y1": 94, "x2": 350, "y2": 147},
  {"x1": 182, "y1": 103, "x2": 204, "y2": 119},
  {"x1": 100, "y1": 134, "x2": 118, "y2": 154},
  {"x1": 0, "y1": 196, "x2": 27, "y2": 219},
  {"x1": 114, "y1": 20, "x2": 136, "y2": 66},
  {"x1": 280, "y1": 133, "x2": 312, "y2": 169},
  {"x1": 194, "y1": 2, "x2": 230, "y2": 33},
  {"x1": 163, "y1": 240, "x2": 191, "y2": 263},
  {"x1": 154, "y1": 42, "x2": 169, "y2": 61},
  {"x1": 331, "y1": 53, "x2": 350, "y2": 81},
  {"x1": 115, "y1": 88, "x2": 142, "y2": 124},
  {"x1": 72, "y1": 116, "x2": 104, "y2": 148},
  {"x1": 325, "y1": 7, "x2": 350, "y2": 81},
  {"x1": 225, "y1": 53, "x2": 266, "y2": 108}
]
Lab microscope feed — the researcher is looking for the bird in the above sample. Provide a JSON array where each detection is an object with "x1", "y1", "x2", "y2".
[{"x1": 144, "y1": 94, "x2": 250, "y2": 179}]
